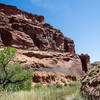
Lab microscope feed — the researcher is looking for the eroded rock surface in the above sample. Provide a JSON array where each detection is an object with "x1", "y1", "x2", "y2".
[
  {"x1": 0, "y1": 3, "x2": 75, "y2": 53},
  {"x1": 33, "y1": 72, "x2": 77, "y2": 84},
  {"x1": 14, "y1": 49, "x2": 83, "y2": 84},
  {"x1": 0, "y1": 3, "x2": 91, "y2": 84},
  {"x1": 15, "y1": 49, "x2": 83, "y2": 75}
]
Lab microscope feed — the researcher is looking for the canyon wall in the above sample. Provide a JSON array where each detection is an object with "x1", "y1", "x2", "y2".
[{"x1": 0, "y1": 3, "x2": 90, "y2": 84}]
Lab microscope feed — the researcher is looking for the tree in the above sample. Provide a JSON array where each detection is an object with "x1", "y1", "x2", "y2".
[{"x1": 0, "y1": 47, "x2": 33, "y2": 91}]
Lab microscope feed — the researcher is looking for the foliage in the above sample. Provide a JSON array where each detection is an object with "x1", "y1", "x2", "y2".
[
  {"x1": 0, "y1": 87, "x2": 66, "y2": 100},
  {"x1": 86, "y1": 69, "x2": 92, "y2": 75},
  {"x1": 80, "y1": 91, "x2": 89, "y2": 100},
  {"x1": 34, "y1": 83, "x2": 43, "y2": 89},
  {"x1": 0, "y1": 82, "x2": 88, "y2": 100},
  {"x1": 0, "y1": 47, "x2": 33, "y2": 91},
  {"x1": 86, "y1": 67, "x2": 97, "y2": 75},
  {"x1": 69, "y1": 81, "x2": 79, "y2": 87},
  {"x1": 53, "y1": 82, "x2": 63, "y2": 88},
  {"x1": 64, "y1": 83, "x2": 67, "y2": 86}
]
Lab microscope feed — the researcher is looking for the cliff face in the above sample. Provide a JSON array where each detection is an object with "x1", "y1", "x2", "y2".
[
  {"x1": 14, "y1": 49, "x2": 83, "y2": 84},
  {"x1": 0, "y1": 3, "x2": 75, "y2": 53},
  {"x1": 0, "y1": 3, "x2": 90, "y2": 84}
]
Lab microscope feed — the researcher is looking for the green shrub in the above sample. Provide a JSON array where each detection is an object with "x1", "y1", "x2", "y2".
[
  {"x1": 86, "y1": 69, "x2": 92, "y2": 75},
  {"x1": 0, "y1": 47, "x2": 34, "y2": 91},
  {"x1": 53, "y1": 82, "x2": 63, "y2": 88},
  {"x1": 64, "y1": 83, "x2": 67, "y2": 86},
  {"x1": 69, "y1": 82, "x2": 80, "y2": 87},
  {"x1": 69, "y1": 82, "x2": 76, "y2": 87},
  {"x1": 80, "y1": 91, "x2": 88, "y2": 100},
  {"x1": 34, "y1": 83, "x2": 43, "y2": 88}
]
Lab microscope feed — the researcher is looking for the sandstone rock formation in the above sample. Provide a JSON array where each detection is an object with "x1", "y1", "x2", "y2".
[
  {"x1": 0, "y1": 3, "x2": 75, "y2": 53},
  {"x1": 81, "y1": 66, "x2": 100, "y2": 100},
  {"x1": 0, "y1": 3, "x2": 90, "y2": 84},
  {"x1": 16, "y1": 50, "x2": 83, "y2": 75},
  {"x1": 13, "y1": 49, "x2": 83, "y2": 84}
]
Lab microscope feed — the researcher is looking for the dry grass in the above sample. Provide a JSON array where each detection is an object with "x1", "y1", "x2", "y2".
[
  {"x1": 0, "y1": 87, "x2": 66, "y2": 100},
  {"x1": 0, "y1": 82, "x2": 88, "y2": 100}
]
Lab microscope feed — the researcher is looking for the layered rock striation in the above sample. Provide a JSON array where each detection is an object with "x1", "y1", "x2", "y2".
[
  {"x1": 12, "y1": 49, "x2": 83, "y2": 84},
  {"x1": 0, "y1": 3, "x2": 75, "y2": 53},
  {"x1": 0, "y1": 3, "x2": 91, "y2": 84}
]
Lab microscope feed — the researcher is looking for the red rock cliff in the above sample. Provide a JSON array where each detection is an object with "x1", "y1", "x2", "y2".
[
  {"x1": 0, "y1": 3, "x2": 75, "y2": 53},
  {"x1": 0, "y1": 3, "x2": 91, "y2": 84}
]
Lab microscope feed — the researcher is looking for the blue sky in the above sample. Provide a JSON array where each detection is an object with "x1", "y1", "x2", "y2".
[{"x1": 0, "y1": 0, "x2": 100, "y2": 62}]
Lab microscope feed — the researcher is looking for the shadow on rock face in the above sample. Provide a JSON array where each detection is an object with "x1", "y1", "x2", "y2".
[
  {"x1": 79, "y1": 54, "x2": 90, "y2": 72},
  {"x1": 0, "y1": 28, "x2": 12, "y2": 46}
]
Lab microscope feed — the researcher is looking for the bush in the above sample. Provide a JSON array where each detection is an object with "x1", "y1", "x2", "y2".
[
  {"x1": 64, "y1": 83, "x2": 67, "y2": 86},
  {"x1": 0, "y1": 47, "x2": 34, "y2": 91},
  {"x1": 69, "y1": 82, "x2": 80, "y2": 87},
  {"x1": 34, "y1": 83, "x2": 43, "y2": 88},
  {"x1": 53, "y1": 82, "x2": 63, "y2": 88}
]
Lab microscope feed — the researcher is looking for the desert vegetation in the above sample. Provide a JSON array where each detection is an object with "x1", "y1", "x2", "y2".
[
  {"x1": 0, "y1": 81, "x2": 88, "y2": 100},
  {"x1": 0, "y1": 47, "x2": 33, "y2": 91},
  {"x1": 0, "y1": 47, "x2": 91, "y2": 100}
]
